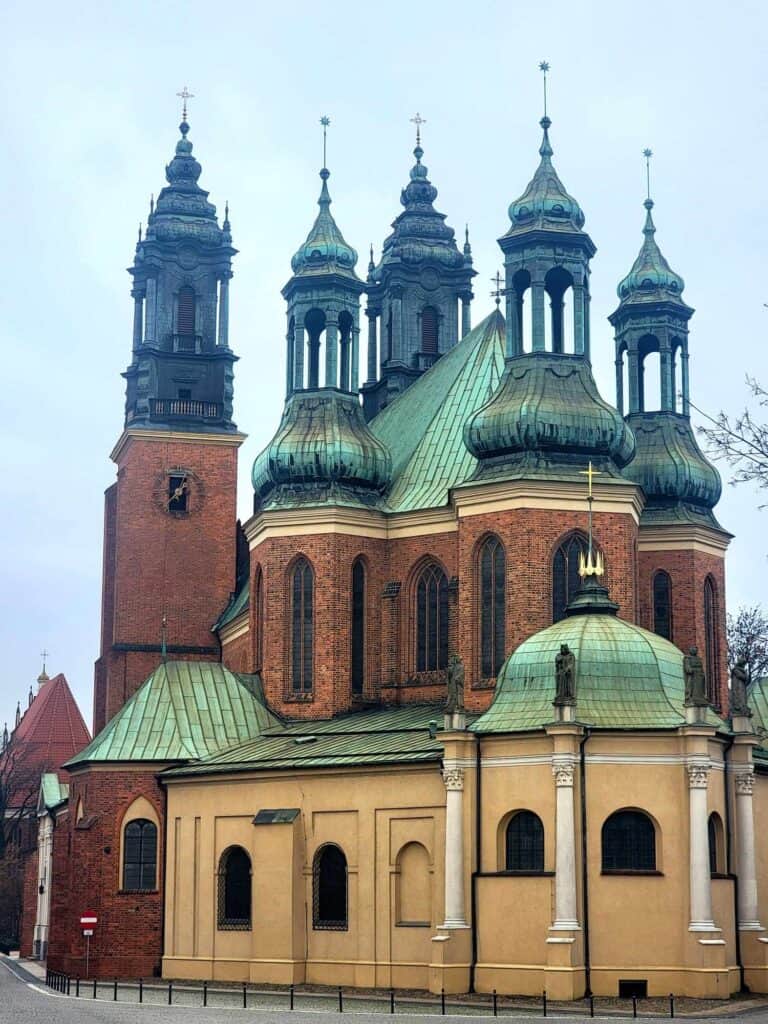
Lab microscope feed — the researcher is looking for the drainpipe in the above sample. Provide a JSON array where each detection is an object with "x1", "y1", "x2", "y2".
[
  {"x1": 469, "y1": 734, "x2": 482, "y2": 993},
  {"x1": 579, "y1": 728, "x2": 592, "y2": 997},
  {"x1": 722, "y1": 733, "x2": 745, "y2": 991}
]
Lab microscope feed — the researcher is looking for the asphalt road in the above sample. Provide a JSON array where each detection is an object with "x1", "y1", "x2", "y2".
[{"x1": 2, "y1": 959, "x2": 766, "y2": 1024}]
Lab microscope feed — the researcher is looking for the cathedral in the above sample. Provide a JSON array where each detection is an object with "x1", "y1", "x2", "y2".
[{"x1": 24, "y1": 88, "x2": 768, "y2": 1001}]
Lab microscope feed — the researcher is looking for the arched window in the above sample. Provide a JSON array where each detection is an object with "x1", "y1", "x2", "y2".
[
  {"x1": 415, "y1": 563, "x2": 449, "y2": 673},
  {"x1": 421, "y1": 306, "x2": 439, "y2": 354},
  {"x1": 255, "y1": 567, "x2": 264, "y2": 671},
  {"x1": 217, "y1": 846, "x2": 252, "y2": 930},
  {"x1": 601, "y1": 810, "x2": 656, "y2": 872},
  {"x1": 552, "y1": 534, "x2": 591, "y2": 623},
  {"x1": 396, "y1": 842, "x2": 431, "y2": 926},
  {"x1": 652, "y1": 570, "x2": 673, "y2": 641},
  {"x1": 313, "y1": 845, "x2": 348, "y2": 930},
  {"x1": 505, "y1": 811, "x2": 544, "y2": 872},
  {"x1": 479, "y1": 536, "x2": 506, "y2": 679},
  {"x1": 351, "y1": 559, "x2": 366, "y2": 696},
  {"x1": 708, "y1": 812, "x2": 724, "y2": 875},
  {"x1": 122, "y1": 819, "x2": 158, "y2": 891},
  {"x1": 290, "y1": 558, "x2": 313, "y2": 692},
  {"x1": 704, "y1": 576, "x2": 719, "y2": 705},
  {"x1": 177, "y1": 286, "x2": 196, "y2": 337}
]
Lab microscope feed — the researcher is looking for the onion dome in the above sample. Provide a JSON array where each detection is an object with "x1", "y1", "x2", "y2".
[
  {"x1": 472, "y1": 577, "x2": 724, "y2": 733},
  {"x1": 252, "y1": 390, "x2": 392, "y2": 509},
  {"x1": 503, "y1": 118, "x2": 585, "y2": 238},
  {"x1": 464, "y1": 354, "x2": 635, "y2": 473},
  {"x1": 290, "y1": 169, "x2": 359, "y2": 281},
  {"x1": 138, "y1": 120, "x2": 225, "y2": 248},
  {"x1": 616, "y1": 200, "x2": 686, "y2": 306},
  {"x1": 623, "y1": 413, "x2": 722, "y2": 522},
  {"x1": 373, "y1": 143, "x2": 465, "y2": 272}
]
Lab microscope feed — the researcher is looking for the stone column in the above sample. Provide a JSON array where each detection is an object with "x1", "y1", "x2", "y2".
[
  {"x1": 531, "y1": 276, "x2": 546, "y2": 352},
  {"x1": 735, "y1": 767, "x2": 763, "y2": 930},
  {"x1": 132, "y1": 294, "x2": 143, "y2": 352},
  {"x1": 144, "y1": 277, "x2": 157, "y2": 343},
  {"x1": 461, "y1": 296, "x2": 471, "y2": 338},
  {"x1": 504, "y1": 285, "x2": 518, "y2": 357},
  {"x1": 325, "y1": 317, "x2": 339, "y2": 389},
  {"x1": 660, "y1": 343, "x2": 673, "y2": 411},
  {"x1": 551, "y1": 757, "x2": 579, "y2": 930},
  {"x1": 217, "y1": 275, "x2": 230, "y2": 348},
  {"x1": 293, "y1": 320, "x2": 305, "y2": 391},
  {"x1": 615, "y1": 356, "x2": 624, "y2": 415},
  {"x1": 351, "y1": 326, "x2": 360, "y2": 393},
  {"x1": 573, "y1": 283, "x2": 586, "y2": 355},
  {"x1": 441, "y1": 766, "x2": 468, "y2": 928},
  {"x1": 626, "y1": 346, "x2": 640, "y2": 413},
  {"x1": 681, "y1": 348, "x2": 691, "y2": 416},
  {"x1": 366, "y1": 312, "x2": 378, "y2": 382},
  {"x1": 688, "y1": 761, "x2": 715, "y2": 931}
]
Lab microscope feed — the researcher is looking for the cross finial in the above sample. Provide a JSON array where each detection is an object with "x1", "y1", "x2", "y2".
[
  {"x1": 177, "y1": 86, "x2": 194, "y2": 121},
  {"x1": 539, "y1": 61, "x2": 550, "y2": 118},
  {"x1": 643, "y1": 148, "x2": 653, "y2": 201},
  {"x1": 578, "y1": 461, "x2": 604, "y2": 577},
  {"x1": 40, "y1": 649, "x2": 49, "y2": 673},
  {"x1": 320, "y1": 115, "x2": 331, "y2": 169},
  {"x1": 490, "y1": 271, "x2": 504, "y2": 308},
  {"x1": 410, "y1": 112, "x2": 426, "y2": 146}
]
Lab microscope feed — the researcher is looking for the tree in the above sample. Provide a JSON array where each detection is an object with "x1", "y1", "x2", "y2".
[
  {"x1": 0, "y1": 734, "x2": 38, "y2": 946},
  {"x1": 727, "y1": 604, "x2": 768, "y2": 685},
  {"x1": 695, "y1": 377, "x2": 768, "y2": 493}
]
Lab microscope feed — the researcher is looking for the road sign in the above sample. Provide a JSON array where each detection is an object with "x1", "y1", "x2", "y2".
[
  {"x1": 80, "y1": 913, "x2": 97, "y2": 926},
  {"x1": 82, "y1": 929, "x2": 93, "y2": 937}
]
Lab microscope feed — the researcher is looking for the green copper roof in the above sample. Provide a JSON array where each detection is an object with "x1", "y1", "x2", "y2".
[
  {"x1": 369, "y1": 311, "x2": 506, "y2": 511},
  {"x1": 39, "y1": 772, "x2": 68, "y2": 812},
  {"x1": 502, "y1": 118, "x2": 586, "y2": 239},
  {"x1": 472, "y1": 605, "x2": 725, "y2": 734},
  {"x1": 66, "y1": 662, "x2": 279, "y2": 767},
  {"x1": 616, "y1": 200, "x2": 687, "y2": 307},
  {"x1": 213, "y1": 578, "x2": 250, "y2": 632},
  {"x1": 290, "y1": 169, "x2": 359, "y2": 281},
  {"x1": 746, "y1": 677, "x2": 768, "y2": 749},
  {"x1": 164, "y1": 704, "x2": 468, "y2": 778},
  {"x1": 623, "y1": 412, "x2": 722, "y2": 521}
]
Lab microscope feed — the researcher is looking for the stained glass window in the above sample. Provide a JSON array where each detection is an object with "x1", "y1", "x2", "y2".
[
  {"x1": 505, "y1": 811, "x2": 544, "y2": 872},
  {"x1": 351, "y1": 560, "x2": 365, "y2": 695},
  {"x1": 704, "y1": 576, "x2": 719, "y2": 705},
  {"x1": 480, "y1": 536, "x2": 506, "y2": 678},
  {"x1": 416, "y1": 564, "x2": 449, "y2": 672},
  {"x1": 602, "y1": 811, "x2": 655, "y2": 871},
  {"x1": 291, "y1": 559, "x2": 313, "y2": 692},
  {"x1": 652, "y1": 570, "x2": 672, "y2": 640},
  {"x1": 552, "y1": 534, "x2": 591, "y2": 623},
  {"x1": 123, "y1": 819, "x2": 157, "y2": 891}
]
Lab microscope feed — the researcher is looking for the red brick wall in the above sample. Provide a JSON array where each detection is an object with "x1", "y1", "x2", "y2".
[
  {"x1": 47, "y1": 768, "x2": 166, "y2": 979},
  {"x1": 94, "y1": 436, "x2": 240, "y2": 732},
  {"x1": 638, "y1": 547, "x2": 728, "y2": 711},
  {"x1": 221, "y1": 626, "x2": 250, "y2": 673},
  {"x1": 19, "y1": 843, "x2": 38, "y2": 958}
]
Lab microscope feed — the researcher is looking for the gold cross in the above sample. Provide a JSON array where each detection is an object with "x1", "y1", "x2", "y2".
[
  {"x1": 176, "y1": 86, "x2": 194, "y2": 120},
  {"x1": 40, "y1": 649, "x2": 49, "y2": 671},
  {"x1": 410, "y1": 112, "x2": 426, "y2": 146},
  {"x1": 490, "y1": 271, "x2": 504, "y2": 307},
  {"x1": 579, "y1": 460, "x2": 601, "y2": 498}
]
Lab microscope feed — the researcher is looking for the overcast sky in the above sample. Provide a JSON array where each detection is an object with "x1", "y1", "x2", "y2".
[{"x1": 1, "y1": 0, "x2": 766, "y2": 736}]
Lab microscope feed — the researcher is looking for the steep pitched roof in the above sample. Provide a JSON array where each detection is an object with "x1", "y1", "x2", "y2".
[
  {"x1": 65, "y1": 661, "x2": 279, "y2": 767},
  {"x1": 11, "y1": 672, "x2": 90, "y2": 771},
  {"x1": 369, "y1": 310, "x2": 506, "y2": 511}
]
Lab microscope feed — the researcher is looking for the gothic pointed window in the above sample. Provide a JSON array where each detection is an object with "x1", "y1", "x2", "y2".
[
  {"x1": 505, "y1": 811, "x2": 544, "y2": 872},
  {"x1": 652, "y1": 570, "x2": 673, "y2": 641},
  {"x1": 290, "y1": 558, "x2": 314, "y2": 692},
  {"x1": 351, "y1": 559, "x2": 365, "y2": 696},
  {"x1": 313, "y1": 845, "x2": 348, "y2": 930},
  {"x1": 255, "y1": 567, "x2": 264, "y2": 671},
  {"x1": 601, "y1": 810, "x2": 656, "y2": 872},
  {"x1": 122, "y1": 819, "x2": 157, "y2": 891},
  {"x1": 704, "y1": 576, "x2": 719, "y2": 705},
  {"x1": 415, "y1": 563, "x2": 449, "y2": 673},
  {"x1": 479, "y1": 536, "x2": 505, "y2": 678},
  {"x1": 421, "y1": 306, "x2": 438, "y2": 354},
  {"x1": 552, "y1": 534, "x2": 590, "y2": 623},
  {"x1": 177, "y1": 286, "x2": 196, "y2": 337},
  {"x1": 217, "y1": 846, "x2": 251, "y2": 930}
]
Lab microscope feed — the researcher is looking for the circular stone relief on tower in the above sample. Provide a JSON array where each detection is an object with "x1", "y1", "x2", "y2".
[
  {"x1": 420, "y1": 267, "x2": 440, "y2": 291},
  {"x1": 152, "y1": 467, "x2": 206, "y2": 518},
  {"x1": 178, "y1": 247, "x2": 198, "y2": 270}
]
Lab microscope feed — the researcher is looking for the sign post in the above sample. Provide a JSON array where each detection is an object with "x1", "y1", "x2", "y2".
[{"x1": 80, "y1": 913, "x2": 98, "y2": 978}]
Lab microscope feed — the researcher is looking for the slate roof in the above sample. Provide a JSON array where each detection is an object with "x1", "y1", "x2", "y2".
[
  {"x1": 369, "y1": 310, "x2": 506, "y2": 512},
  {"x1": 65, "y1": 662, "x2": 279, "y2": 767},
  {"x1": 163, "y1": 704, "x2": 463, "y2": 778}
]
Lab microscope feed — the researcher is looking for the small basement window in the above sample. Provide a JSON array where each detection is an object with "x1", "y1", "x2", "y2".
[
  {"x1": 168, "y1": 474, "x2": 188, "y2": 514},
  {"x1": 618, "y1": 980, "x2": 647, "y2": 999}
]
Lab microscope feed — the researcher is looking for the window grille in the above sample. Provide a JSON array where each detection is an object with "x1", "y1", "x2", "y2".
[
  {"x1": 601, "y1": 811, "x2": 656, "y2": 871},
  {"x1": 177, "y1": 286, "x2": 196, "y2": 336},
  {"x1": 416, "y1": 563, "x2": 449, "y2": 673},
  {"x1": 480, "y1": 537, "x2": 506, "y2": 678},
  {"x1": 652, "y1": 571, "x2": 672, "y2": 640},
  {"x1": 291, "y1": 559, "x2": 314, "y2": 692},
  {"x1": 552, "y1": 534, "x2": 593, "y2": 623},
  {"x1": 123, "y1": 819, "x2": 157, "y2": 891},
  {"x1": 421, "y1": 306, "x2": 439, "y2": 354},
  {"x1": 313, "y1": 845, "x2": 348, "y2": 930},
  {"x1": 505, "y1": 811, "x2": 544, "y2": 872},
  {"x1": 217, "y1": 846, "x2": 252, "y2": 930},
  {"x1": 351, "y1": 560, "x2": 365, "y2": 695}
]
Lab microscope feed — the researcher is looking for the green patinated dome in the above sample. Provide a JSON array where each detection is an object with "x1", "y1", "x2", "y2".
[
  {"x1": 463, "y1": 353, "x2": 635, "y2": 472},
  {"x1": 503, "y1": 118, "x2": 586, "y2": 239},
  {"x1": 624, "y1": 412, "x2": 721, "y2": 516},
  {"x1": 473, "y1": 581, "x2": 724, "y2": 733},
  {"x1": 252, "y1": 390, "x2": 392, "y2": 508},
  {"x1": 290, "y1": 169, "x2": 359, "y2": 280},
  {"x1": 616, "y1": 200, "x2": 686, "y2": 306}
]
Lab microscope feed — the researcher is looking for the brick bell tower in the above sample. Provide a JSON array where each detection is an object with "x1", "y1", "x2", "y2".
[{"x1": 93, "y1": 102, "x2": 244, "y2": 732}]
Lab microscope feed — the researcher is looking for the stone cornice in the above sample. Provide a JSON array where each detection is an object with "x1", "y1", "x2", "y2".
[
  {"x1": 637, "y1": 522, "x2": 732, "y2": 557},
  {"x1": 219, "y1": 612, "x2": 249, "y2": 645},
  {"x1": 453, "y1": 477, "x2": 645, "y2": 525},
  {"x1": 111, "y1": 428, "x2": 247, "y2": 463},
  {"x1": 244, "y1": 504, "x2": 455, "y2": 546}
]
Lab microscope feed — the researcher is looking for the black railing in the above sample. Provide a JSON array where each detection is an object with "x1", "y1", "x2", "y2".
[{"x1": 148, "y1": 398, "x2": 221, "y2": 420}]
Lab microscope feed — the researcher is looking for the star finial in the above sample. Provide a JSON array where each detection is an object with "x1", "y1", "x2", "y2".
[
  {"x1": 176, "y1": 86, "x2": 194, "y2": 122},
  {"x1": 643, "y1": 148, "x2": 653, "y2": 201},
  {"x1": 320, "y1": 115, "x2": 331, "y2": 169},
  {"x1": 491, "y1": 271, "x2": 504, "y2": 308},
  {"x1": 410, "y1": 112, "x2": 426, "y2": 147},
  {"x1": 539, "y1": 61, "x2": 550, "y2": 117}
]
